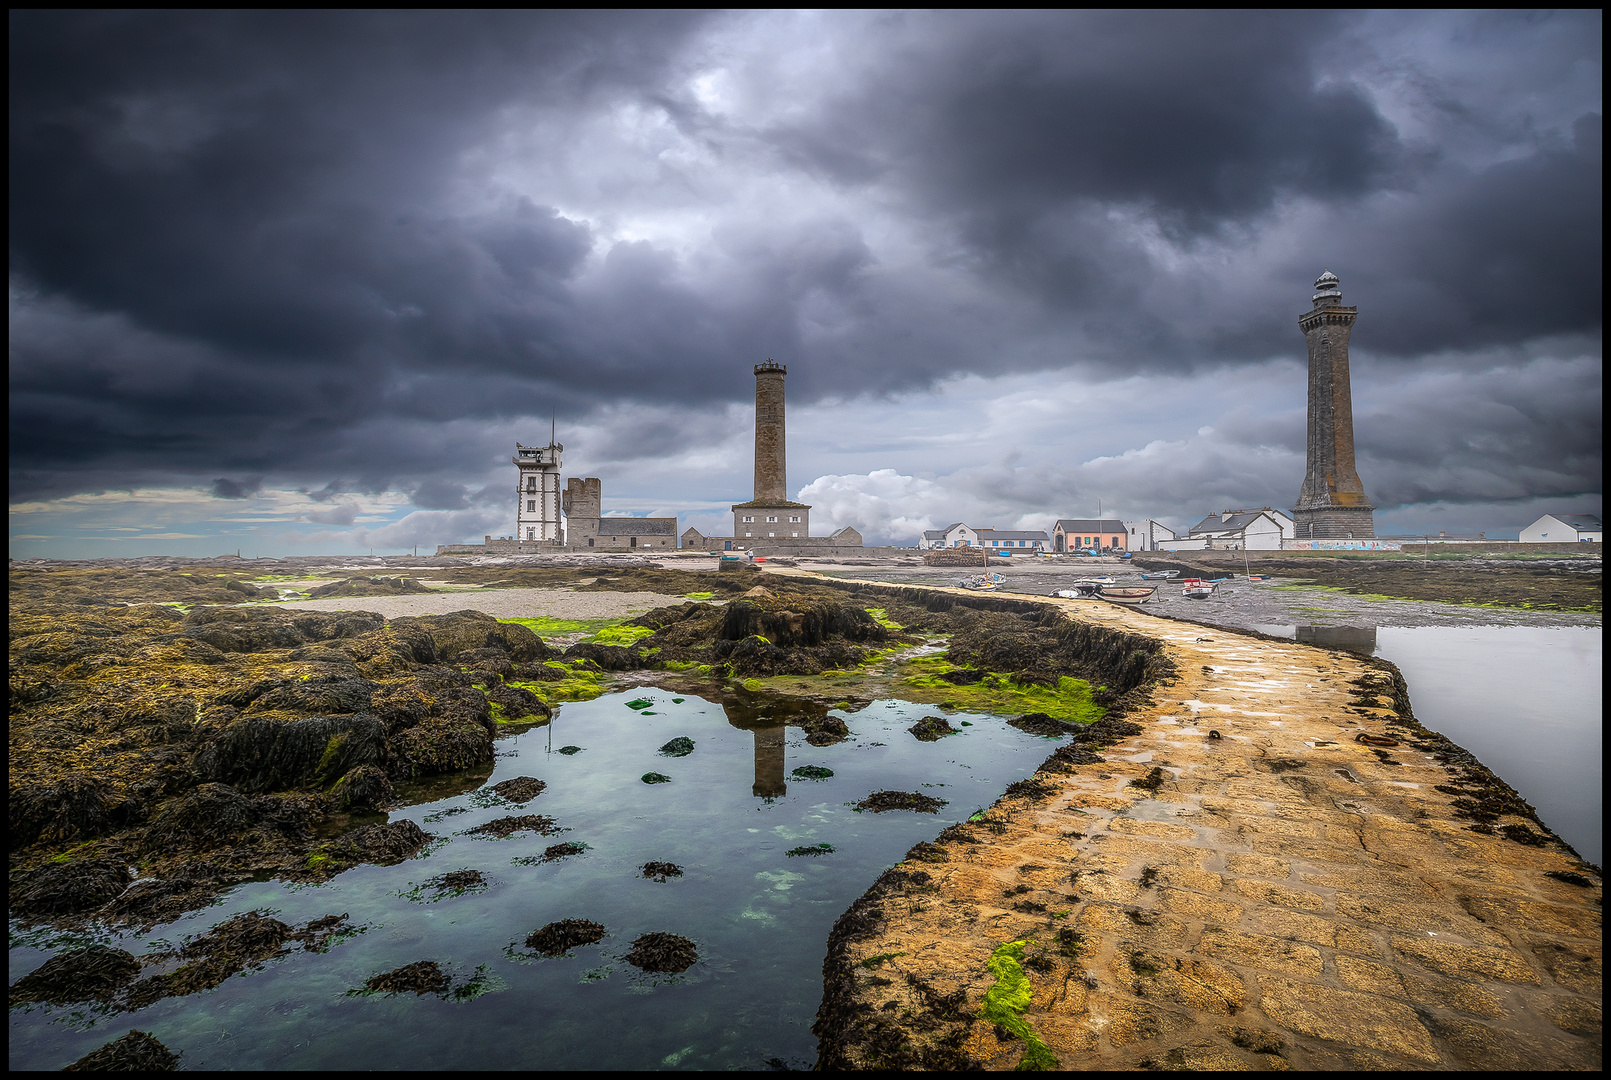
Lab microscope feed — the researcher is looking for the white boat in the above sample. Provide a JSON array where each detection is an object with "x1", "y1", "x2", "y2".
[
  {"x1": 1180, "y1": 578, "x2": 1220, "y2": 600},
  {"x1": 1098, "y1": 586, "x2": 1156, "y2": 605},
  {"x1": 1141, "y1": 570, "x2": 1179, "y2": 580},
  {"x1": 960, "y1": 573, "x2": 1006, "y2": 590}
]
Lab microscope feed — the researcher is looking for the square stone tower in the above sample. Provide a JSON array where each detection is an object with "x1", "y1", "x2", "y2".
[
  {"x1": 1294, "y1": 270, "x2": 1375, "y2": 539},
  {"x1": 731, "y1": 360, "x2": 812, "y2": 540}
]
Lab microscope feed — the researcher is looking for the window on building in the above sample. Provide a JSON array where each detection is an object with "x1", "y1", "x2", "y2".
[
  {"x1": 766, "y1": 516, "x2": 778, "y2": 523},
  {"x1": 789, "y1": 516, "x2": 801, "y2": 523},
  {"x1": 742, "y1": 516, "x2": 755, "y2": 523},
  {"x1": 527, "y1": 477, "x2": 537, "y2": 492},
  {"x1": 527, "y1": 500, "x2": 536, "y2": 512},
  {"x1": 744, "y1": 531, "x2": 752, "y2": 537},
  {"x1": 526, "y1": 528, "x2": 534, "y2": 540},
  {"x1": 791, "y1": 531, "x2": 799, "y2": 537}
]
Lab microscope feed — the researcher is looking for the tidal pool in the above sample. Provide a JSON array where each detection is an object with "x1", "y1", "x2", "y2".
[
  {"x1": 9, "y1": 690, "x2": 1064, "y2": 1070},
  {"x1": 1254, "y1": 624, "x2": 1602, "y2": 866}
]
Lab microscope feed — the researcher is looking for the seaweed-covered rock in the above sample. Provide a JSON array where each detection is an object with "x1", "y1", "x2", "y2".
[
  {"x1": 657, "y1": 737, "x2": 695, "y2": 757},
  {"x1": 490, "y1": 776, "x2": 546, "y2": 803},
  {"x1": 526, "y1": 919, "x2": 607, "y2": 956},
  {"x1": 464, "y1": 815, "x2": 559, "y2": 839},
  {"x1": 641, "y1": 772, "x2": 673, "y2": 785},
  {"x1": 308, "y1": 576, "x2": 433, "y2": 599},
  {"x1": 308, "y1": 819, "x2": 431, "y2": 874},
  {"x1": 365, "y1": 960, "x2": 449, "y2": 995},
  {"x1": 8, "y1": 856, "x2": 134, "y2": 918},
  {"x1": 484, "y1": 682, "x2": 551, "y2": 721},
  {"x1": 192, "y1": 713, "x2": 388, "y2": 793},
  {"x1": 8, "y1": 775, "x2": 132, "y2": 849},
  {"x1": 907, "y1": 716, "x2": 957, "y2": 742},
  {"x1": 393, "y1": 610, "x2": 549, "y2": 663},
  {"x1": 1009, "y1": 712, "x2": 1078, "y2": 737},
  {"x1": 144, "y1": 783, "x2": 261, "y2": 849},
  {"x1": 562, "y1": 641, "x2": 643, "y2": 671},
  {"x1": 64, "y1": 1029, "x2": 179, "y2": 1071},
  {"x1": 625, "y1": 932, "x2": 699, "y2": 974},
  {"x1": 328, "y1": 765, "x2": 395, "y2": 812},
  {"x1": 391, "y1": 717, "x2": 494, "y2": 777},
  {"x1": 9, "y1": 945, "x2": 141, "y2": 1006},
  {"x1": 641, "y1": 861, "x2": 683, "y2": 882},
  {"x1": 792, "y1": 765, "x2": 834, "y2": 781},
  {"x1": 802, "y1": 716, "x2": 850, "y2": 747},
  {"x1": 99, "y1": 877, "x2": 218, "y2": 932},
  {"x1": 855, "y1": 791, "x2": 947, "y2": 813},
  {"x1": 905, "y1": 841, "x2": 951, "y2": 863}
]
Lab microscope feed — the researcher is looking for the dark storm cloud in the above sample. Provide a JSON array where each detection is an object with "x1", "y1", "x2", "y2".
[
  {"x1": 7, "y1": 10, "x2": 1601, "y2": 507},
  {"x1": 210, "y1": 476, "x2": 263, "y2": 500}
]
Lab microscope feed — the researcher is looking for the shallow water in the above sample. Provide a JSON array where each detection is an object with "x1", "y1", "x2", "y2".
[
  {"x1": 1254, "y1": 624, "x2": 1602, "y2": 866},
  {"x1": 9, "y1": 690, "x2": 1062, "y2": 1070}
]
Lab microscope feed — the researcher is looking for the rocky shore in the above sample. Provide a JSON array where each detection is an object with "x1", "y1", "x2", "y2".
[{"x1": 9, "y1": 557, "x2": 1600, "y2": 1070}]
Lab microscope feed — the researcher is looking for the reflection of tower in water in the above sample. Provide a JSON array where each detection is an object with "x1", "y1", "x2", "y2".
[
  {"x1": 1296, "y1": 625, "x2": 1378, "y2": 655},
  {"x1": 753, "y1": 725, "x2": 786, "y2": 798}
]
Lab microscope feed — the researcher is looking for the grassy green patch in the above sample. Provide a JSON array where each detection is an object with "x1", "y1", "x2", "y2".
[
  {"x1": 682, "y1": 591, "x2": 716, "y2": 600},
  {"x1": 981, "y1": 940, "x2": 1058, "y2": 1070},
  {"x1": 589, "y1": 624, "x2": 656, "y2": 647},
  {"x1": 898, "y1": 656, "x2": 1103, "y2": 724},
  {"x1": 498, "y1": 616, "x2": 611, "y2": 638},
  {"x1": 507, "y1": 661, "x2": 609, "y2": 707},
  {"x1": 863, "y1": 607, "x2": 905, "y2": 630}
]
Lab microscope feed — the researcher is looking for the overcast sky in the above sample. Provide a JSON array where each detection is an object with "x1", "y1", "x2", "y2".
[{"x1": 9, "y1": 10, "x2": 1601, "y2": 556}]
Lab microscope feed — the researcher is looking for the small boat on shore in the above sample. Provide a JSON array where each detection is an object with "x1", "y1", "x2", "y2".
[
  {"x1": 1180, "y1": 577, "x2": 1223, "y2": 600},
  {"x1": 1098, "y1": 586, "x2": 1156, "y2": 605},
  {"x1": 1051, "y1": 583, "x2": 1101, "y2": 598},
  {"x1": 959, "y1": 572, "x2": 1006, "y2": 590},
  {"x1": 1141, "y1": 570, "x2": 1179, "y2": 580}
]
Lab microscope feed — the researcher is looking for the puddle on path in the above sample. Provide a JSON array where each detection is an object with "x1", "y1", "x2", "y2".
[
  {"x1": 9, "y1": 690, "x2": 1064, "y2": 1071},
  {"x1": 1254, "y1": 623, "x2": 1602, "y2": 866}
]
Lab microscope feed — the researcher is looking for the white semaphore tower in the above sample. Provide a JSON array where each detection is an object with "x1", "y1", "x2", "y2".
[{"x1": 514, "y1": 422, "x2": 564, "y2": 544}]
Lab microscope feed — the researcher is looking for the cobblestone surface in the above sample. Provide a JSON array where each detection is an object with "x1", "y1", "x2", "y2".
[{"x1": 815, "y1": 586, "x2": 1602, "y2": 1070}]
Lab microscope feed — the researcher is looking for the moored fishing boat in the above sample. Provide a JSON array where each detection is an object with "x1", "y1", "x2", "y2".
[
  {"x1": 1140, "y1": 570, "x2": 1179, "y2": 580},
  {"x1": 1098, "y1": 585, "x2": 1156, "y2": 605}
]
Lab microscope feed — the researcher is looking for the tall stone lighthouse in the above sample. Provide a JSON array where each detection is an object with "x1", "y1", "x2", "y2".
[
  {"x1": 730, "y1": 360, "x2": 812, "y2": 540},
  {"x1": 1293, "y1": 270, "x2": 1376, "y2": 539}
]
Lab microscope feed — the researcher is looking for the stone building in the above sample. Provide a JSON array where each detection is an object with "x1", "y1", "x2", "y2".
[
  {"x1": 1051, "y1": 518, "x2": 1129, "y2": 552},
  {"x1": 690, "y1": 361, "x2": 864, "y2": 554},
  {"x1": 1294, "y1": 270, "x2": 1376, "y2": 539},
  {"x1": 562, "y1": 476, "x2": 677, "y2": 551}
]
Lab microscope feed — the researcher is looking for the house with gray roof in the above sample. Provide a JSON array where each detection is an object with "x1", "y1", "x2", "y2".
[{"x1": 1520, "y1": 513, "x2": 1602, "y2": 543}]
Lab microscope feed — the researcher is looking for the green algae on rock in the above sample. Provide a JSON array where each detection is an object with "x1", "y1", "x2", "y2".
[{"x1": 981, "y1": 940, "x2": 1059, "y2": 1070}]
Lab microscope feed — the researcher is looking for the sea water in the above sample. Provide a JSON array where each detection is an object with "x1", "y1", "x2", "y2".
[
  {"x1": 9, "y1": 690, "x2": 1062, "y2": 1070},
  {"x1": 1254, "y1": 624, "x2": 1602, "y2": 866}
]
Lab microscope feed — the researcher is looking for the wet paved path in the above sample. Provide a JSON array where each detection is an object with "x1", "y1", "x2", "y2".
[{"x1": 805, "y1": 580, "x2": 1602, "y2": 1070}]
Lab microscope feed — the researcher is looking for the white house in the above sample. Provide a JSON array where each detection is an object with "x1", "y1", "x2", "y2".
[
  {"x1": 976, "y1": 529, "x2": 1050, "y2": 552},
  {"x1": 1520, "y1": 513, "x2": 1602, "y2": 543},
  {"x1": 918, "y1": 522, "x2": 980, "y2": 549},
  {"x1": 920, "y1": 522, "x2": 1047, "y2": 551},
  {"x1": 1163, "y1": 508, "x2": 1295, "y2": 551},
  {"x1": 1123, "y1": 519, "x2": 1178, "y2": 552}
]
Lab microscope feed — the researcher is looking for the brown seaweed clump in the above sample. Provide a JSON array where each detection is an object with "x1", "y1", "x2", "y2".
[
  {"x1": 802, "y1": 716, "x2": 851, "y2": 746},
  {"x1": 856, "y1": 791, "x2": 948, "y2": 813},
  {"x1": 463, "y1": 815, "x2": 560, "y2": 840},
  {"x1": 625, "y1": 932, "x2": 699, "y2": 973},
  {"x1": 525, "y1": 919, "x2": 607, "y2": 956},
  {"x1": 365, "y1": 960, "x2": 449, "y2": 995},
  {"x1": 64, "y1": 1029, "x2": 179, "y2": 1072},
  {"x1": 489, "y1": 776, "x2": 546, "y2": 803},
  {"x1": 1009, "y1": 712, "x2": 1080, "y2": 737},
  {"x1": 307, "y1": 576, "x2": 433, "y2": 599},
  {"x1": 641, "y1": 861, "x2": 683, "y2": 882},
  {"x1": 9, "y1": 945, "x2": 141, "y2": 1006},
  {"x1": 907, "y1": 715, "x2": 958, "y2": 741}
]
